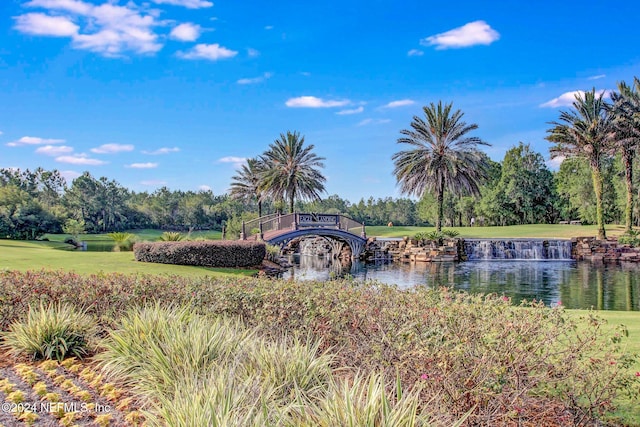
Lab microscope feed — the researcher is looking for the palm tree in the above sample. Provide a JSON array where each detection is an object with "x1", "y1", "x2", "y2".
[
  {"x1": 546, "y1": 89, "x2": 614, "y2": 240},
  {"x1": 610, "y1": 78, "x2": 640, "y2": 232},
  {"x1": 229, "y1": 157, "x2": 266, "y2": 217},
  {"x1": 260, "y1": 131, "x2": 326, "y2": 214},
  {"x1": 392, "y1": 101, "x2": 490, "y2": 232}
]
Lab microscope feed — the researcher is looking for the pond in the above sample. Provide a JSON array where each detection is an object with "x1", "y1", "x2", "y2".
[{"x1": 282, "y1": 255, "x2": 640, "y2": 311}]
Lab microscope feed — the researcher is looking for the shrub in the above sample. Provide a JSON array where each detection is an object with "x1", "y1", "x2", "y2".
[
  {"x1": 133, "y1": 241, "x2": 266, "y2": 268},
  {"x1": 245, "y1": 336, "x2": 333, "y2": 401},
  {"x1": 97, "y1": 305, "x2": 254, "y2": 398},
  {"x1": 442, "y1": 229, "x2": 459, "y2": 238},
  {"x1": 288, "y1": 373, "x2": 451, "y2": 426},
  {"x1": 2, "y1": 302, "x2": 96, "y2": 361},
  {"x1": 0, "y1": 271, "x2": 636, "y2": 424},
  {"x1": 618, "y1": 230, "x2": 640, "y2": 247},
  {"x1": 265, "y1": 244, "x2": 281, "y2": 263},
  {"x1": 107, "y1": 232, "x2": 135, "y2": 252},
  {"x1": 413, "y1": 232, "x2": 428, "y2": 243},
  {"x1": 157, "y1": 231, "x2": 183, "y2": 242}
]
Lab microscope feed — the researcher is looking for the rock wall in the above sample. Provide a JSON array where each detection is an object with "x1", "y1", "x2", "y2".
[
  {"x1": 364, "y1": 237, "x2": 464, "y2": 262},
  {"x1": 366, "y1": 236, "x2": 640, "y2": 264},
  {"x1": 572, "y1": 237, "x2": 640, "y2": 263}
]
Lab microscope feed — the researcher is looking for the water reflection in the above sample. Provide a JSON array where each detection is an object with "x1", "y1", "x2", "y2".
[{"x1": 282, "y1": 255, "x2": 640, "y2": 311}]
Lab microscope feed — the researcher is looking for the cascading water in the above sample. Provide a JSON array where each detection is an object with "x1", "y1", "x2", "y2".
[{"x1": 464, "y1": 239, "x2": 573, "y2": 261}]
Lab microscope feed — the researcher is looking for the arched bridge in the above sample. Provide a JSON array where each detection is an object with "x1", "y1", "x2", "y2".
[{"x1": 240, "y1": 213, "x2": 367, "y2": 258}]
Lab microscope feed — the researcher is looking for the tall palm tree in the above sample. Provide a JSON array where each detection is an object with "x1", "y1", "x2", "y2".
[
  {"x1": 392, "y1": 101, "x2": 490, "y2": 232},
  {"x1": 610, "y1": 78, "x2": 640, "y2": 232},
  {"x1": 229, "y1": 157, "x2": 265, "y2": 217},
  {"x1": 260, "y1": 131, "x2": 326, "y2": 214},
  {"x1": 546, "y1": 89, "x2": 614, "y2": 240}
]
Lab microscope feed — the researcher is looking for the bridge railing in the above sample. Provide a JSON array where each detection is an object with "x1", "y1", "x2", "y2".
[
  {"x1": 339, "y1": 216, "x2": 365, "y2": 234},
  {"x1": 241, "y1": 213, "x2": 365, "y2": 240}
]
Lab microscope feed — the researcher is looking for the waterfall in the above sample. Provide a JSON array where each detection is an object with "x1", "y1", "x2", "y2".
[{"x1": 464, "y1": 239, "x2": 573, "y2": 261}]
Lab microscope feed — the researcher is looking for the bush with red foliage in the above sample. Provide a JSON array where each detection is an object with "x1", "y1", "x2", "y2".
[{"x1": 133, "y1": 241, "x2": 265, "y2": 268}]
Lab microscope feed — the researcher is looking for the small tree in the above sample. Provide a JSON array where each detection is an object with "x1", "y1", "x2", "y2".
[{"x1": 62, "y1": 219, "x2": 85, "y2": 244}]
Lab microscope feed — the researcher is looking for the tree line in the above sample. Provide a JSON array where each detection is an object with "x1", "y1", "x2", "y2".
[{"x1": 1, "y1": 77, "x2": 638, "y2": 239}]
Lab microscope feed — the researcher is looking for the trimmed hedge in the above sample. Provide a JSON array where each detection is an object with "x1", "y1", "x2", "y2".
[{"x1": 133, "y1": 241, "x2": 266, "y2": 268}]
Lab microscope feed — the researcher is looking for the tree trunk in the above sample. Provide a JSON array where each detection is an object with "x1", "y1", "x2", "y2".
[
  {"x1": 289, "y1": 194, "x2": 295, "y2": 214},
  {"x1": 591, "y1": 164, "x2": 606, "y2": 240},
  {"x1": 624, "y1": 151, "x2": 633, "y2": 233},
  {"x1": 436, "y1": 183, "x2": 444, "y2": 233},
  {"x1": 258, "y1": 199, "x2": 263, "y2": 218}
]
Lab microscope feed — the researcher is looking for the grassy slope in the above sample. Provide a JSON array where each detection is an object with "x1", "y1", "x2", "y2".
[
  {"x1": 367, "y1": 224, "x2": 628, "y2": 239},
  {"x1": 0, "y1": 240, "x2": 254, "y2": 277}
]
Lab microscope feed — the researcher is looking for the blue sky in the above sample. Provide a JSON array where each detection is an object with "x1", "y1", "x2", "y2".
[{"x1": 1, "y1": 0, "x2": 639, "y2": 202}]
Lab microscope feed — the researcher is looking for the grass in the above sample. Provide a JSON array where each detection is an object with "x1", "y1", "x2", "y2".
[
  {"x1": 44, "y1": 228, "x2": 223, "y2": 242},
  {"x1": 367, "y1": 223, "x2": 628, "y2": 239},
  {"x1": 571, "y1": 310, "x2": 640, "y2": 425},
  {"x1": 0, "y1": 239, "x2": 255, "y2": 277}
]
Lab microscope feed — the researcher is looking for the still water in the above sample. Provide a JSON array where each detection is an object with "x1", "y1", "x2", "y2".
[{"x1": 282, "y1": 255, "x2": 640, "y2": 311}]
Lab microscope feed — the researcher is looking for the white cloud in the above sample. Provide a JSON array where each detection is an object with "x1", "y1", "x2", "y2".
[
  {"x1": 264, "y1": 25, "x2": 273, "y2": 30},
  {"x1": 7, "y1": 136, "x2": 65, "y2": 146},
  {"x1": 142, "y1": 147, "x2": 181, "y2": 155},
  {"x1": 357, "y1": 118, "x2": 391, "y2": 126},
  {"x1": 587, "y1": 74, "x2": 606, "y2": 80},
  {"x1": 383, "y1": 99, "x2": 415, "y2": 108},
  {"x1": 336, "y1": 106, "x2": 364, "y2": 115},
  {"x1": 90, "y1": 143, "x2": 134, "y2": 154},
  {"x1": 285, "y1": 96, "x2": 350, "y2": 108},
  {"x1": 407, "y1": 49, "x2": 423, "y2": 57},
  {"x1": 18, "y1": 1, "x2": 163, "y2": 56},
  {"x1": 170, "y1": 23, "x2": 201, "y2": 42},
  {"x1": 127, "y1": 162, "x2": 158, "y2": 169},
  {"x1": 141, "y1": 179, "x2": 167, "y2": 186},
  {"x1": 55, "y1": 154, "x2": 107, "y2": 165},
  {"x1": 60, "y1": 170, "x2": 81, "y2": 181},
  {"x1": 540, "y1": 89, "x2": 612, "y2": 108},
  {"x1": 547, "y1": 155, "x2": 565, "y2": 170},
  {"x1": 219, "y1": 156, "x2": 246, "y2": 164},
  {"x1": 25, "y1": 0, "x2": 91, "y2": 14},
  {"x1": 14, "y1": 13, "x2": 79, "y2": 36},
  {"x1": 421, "y1": 20, "x2": 499, "y2": 49},
  {"x1": 237, "y1": 72, "x2": 273, "y2": 85},
  {"x1": 150, "y1": 0, "x2": 213, "y2": 8},
  {"x1": 178, "y1": 43, "x2": 238, "y2": 60},
  {"x1": 247, "y1": 48, "x2": 259, "y2": 57},
  {"x1": 218, "y1": 156, "x2": 247, "y2": 169},
  {"x1": 198, "y1": 185, "x2": 212, "y2": 191},
  {"x1": 35, "y1": 145, "x2": 74, "y2": 156}
]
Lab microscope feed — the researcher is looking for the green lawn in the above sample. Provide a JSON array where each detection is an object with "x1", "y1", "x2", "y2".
[
  {"x1": 367, "y1": 224, "x2": 628, "y2": 239},
  {"x1": 574, "y1": 310, "x2": 640, "y2": 425},
  {"x1": 0, "y1": 239, "x2": 254, "y2": 277},
  {"x1": 574, "y1": 310, "x2": 640, "y2": 366},
  {"x1": 44, "y1": 228, "x2": 222, "y2": 242}
]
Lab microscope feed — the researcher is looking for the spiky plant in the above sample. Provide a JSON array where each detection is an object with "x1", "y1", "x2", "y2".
[
  {"x1": 2, "y1": 303, "x2": 96, "y2": 361},
  {"x1": 97, "y1": 305, "x2": 254, "y2": 399},
  {"x1": 107, "y1": 232, "x2": 136, "y2": 251},
  {"x1": 287, "y1": 373, "x2": 448, "y2": 426},
  {"x1": 158, "y1": 231, "x2": 183, "y2": 241}
]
